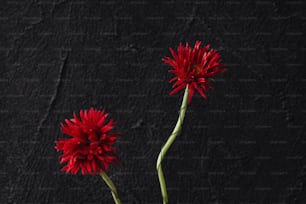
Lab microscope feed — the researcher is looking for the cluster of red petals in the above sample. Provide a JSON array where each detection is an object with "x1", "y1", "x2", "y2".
[
  {"x1": 55, "y1": 108, "x2": 121, "y2": 176},
  {"x1": 163, "y1": 41, "x2": 227, "y2": 103}
]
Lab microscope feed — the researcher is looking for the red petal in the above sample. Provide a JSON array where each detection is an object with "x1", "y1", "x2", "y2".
[
  {"x1": 171, "y1": 80, "x2": 183, "y2": 88},
  {"x1": 163, "y1": 57, "x2": 177, "y2": 69},
  {"x1": 97, "y1": 114, "x2": 108, "y2": 127},
  {"x1": 169, "y1": 83, "x2": 186, "y2": 95},
  {"x1": 169, "y1": 77, "x2": 177, "y2": 83},
  {"x1": 108, "y1": 133, "x2": 122, "y2": 138},
  {"x1": 193, "y1": 83, "x2": 207, "y2": 100},
  {"x1": 101, "y1": 120, "x2": 114, "y2": 133},
  {"x1": 169, "y1": 47, "x2": 178, "y2": 61},
  {"x1": 187, "y1": 84, "x2": 195, "y2": 104}
]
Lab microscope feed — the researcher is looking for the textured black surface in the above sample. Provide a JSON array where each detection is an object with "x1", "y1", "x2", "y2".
[{"x1": 1, "y1": 0, "x2": 306, "y2": 203}]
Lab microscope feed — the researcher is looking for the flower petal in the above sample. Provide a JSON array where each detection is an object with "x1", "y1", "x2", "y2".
[{"x1": 170, "y1": 83, "x2": 186, "y2": 95}]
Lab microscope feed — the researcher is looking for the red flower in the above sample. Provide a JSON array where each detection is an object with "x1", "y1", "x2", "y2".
[
  {"x1": 162, "y1": 41, "x2": 227, "y2": 103},
  {"x1": 55, "y1": 108, "x2": 121, "y2": 175}
]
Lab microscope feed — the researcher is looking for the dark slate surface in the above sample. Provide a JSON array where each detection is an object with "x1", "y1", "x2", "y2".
[{"x1": 1, "y1": 0, "x2": 306, "y2": 203}]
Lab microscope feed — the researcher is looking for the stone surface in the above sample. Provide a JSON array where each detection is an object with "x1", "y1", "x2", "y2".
[{"x1": 1, "y1": 0, "x2": 306, "y2": 203}]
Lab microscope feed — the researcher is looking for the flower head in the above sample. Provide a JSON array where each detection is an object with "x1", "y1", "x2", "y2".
[
  {"x1": 163, "y1": 41, "x2": 227, "y2": 103},
  {"x1": 55, "y1": 108, "x2": 121, "y2": 176}
]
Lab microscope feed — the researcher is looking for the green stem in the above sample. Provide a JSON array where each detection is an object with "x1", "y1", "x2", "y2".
[
  {"x1": 100, "y1": 171, "x2": 121, "y2": 204},
  {"x1": 156, "y1": 86, "x2": 189, "y2": 204}
]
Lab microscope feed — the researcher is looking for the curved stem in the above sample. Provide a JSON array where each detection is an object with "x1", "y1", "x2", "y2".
[
  {"x1": 100, "y1": 171, "x2": 121, "y2": 204},
  {"x1": 156, "y1": 86, "x2": 189, "y2": 204}
]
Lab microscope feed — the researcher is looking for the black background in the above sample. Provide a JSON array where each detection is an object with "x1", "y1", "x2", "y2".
[{"x1": 1, "y1": 0, "x2": 306, "y2": 203}]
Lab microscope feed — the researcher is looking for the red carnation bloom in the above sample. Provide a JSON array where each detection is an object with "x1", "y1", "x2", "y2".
[
  {"x1": 162, "y1": 41, "x2": 227, "y2": 103},
  {"x1": 55, "y1": 108, "x2": 121, "y2": 175}
]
